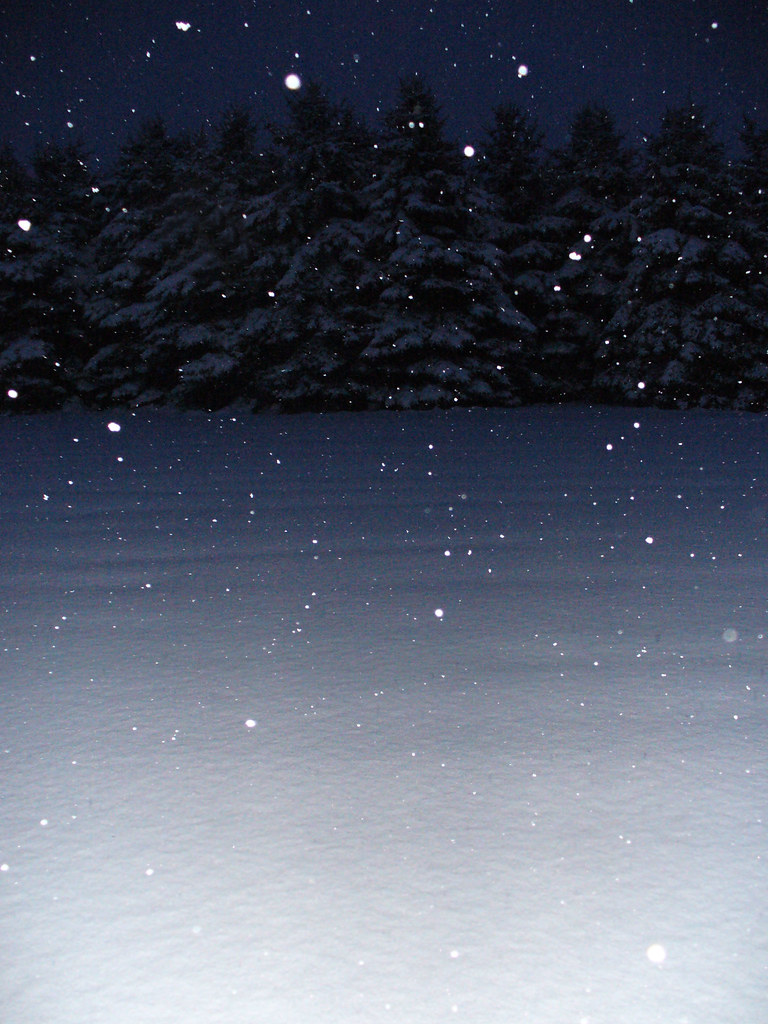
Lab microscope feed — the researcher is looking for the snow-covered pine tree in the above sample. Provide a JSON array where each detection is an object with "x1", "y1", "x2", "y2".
[
  {"x1": 84, "y1": 117, "x2": 255, "y2": 409},
  {"x1": 595, "y1": 103, "x2": 768, "y2": 408},
  {"x1": 544, "y1": 106, "x2": 637, "y2": 397},
  {"x1": 738, "y1": 118, "x2": 768, "y2": 228},
  {"x1": 356, "y1": 76, "x2": 535, "y2": 409},
  {"x1": 0, "y1": 141, "x2": 102, "y2": 410},
  {"x1": 0, "y1": 145, "x2": 36, "y2": 409},
  {"x1": 238, "y1": 81, "x2": 375, "y2": 410},
  {"x1": 732, "y1": 118, "x2": 768, "y2": 407},
  {"x1": 514, "y1": 105, "x2": 637, "y2": 400},
  {"x1": 160, "y1": 106, "x2": 271, "y2": 409},
  {"x1": 481, "y1": 103, "x2": 544, "y2": 230},
  {"x1": 83, "y1": 118, "x2": 203, "y2": 406},
  {"x1": 478, "y1": 103, "x2": 545, "y2": 399}
]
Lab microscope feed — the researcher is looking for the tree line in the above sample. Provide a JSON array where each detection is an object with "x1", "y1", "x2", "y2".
[{"x1": 1, "y1": 76, "x2": 767, "y2": 413}]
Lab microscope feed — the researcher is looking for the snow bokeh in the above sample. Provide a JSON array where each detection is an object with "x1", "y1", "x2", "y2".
[{"x1": 1, "y1": 405, "x2": 766, "y2": 1023}]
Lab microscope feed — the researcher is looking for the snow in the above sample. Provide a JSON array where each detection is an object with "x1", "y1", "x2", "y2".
[{"x1": 1, "y1": 404, "x2": 766, "y2": 1023}]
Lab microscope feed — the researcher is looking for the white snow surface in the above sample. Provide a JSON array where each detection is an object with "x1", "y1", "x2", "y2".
[{"x1": 1, "y1": 405, "x2": 766, "y2": 1024}]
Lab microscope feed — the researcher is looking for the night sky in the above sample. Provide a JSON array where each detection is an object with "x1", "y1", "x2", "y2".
[{"x1": 1, "y1": 0, "x2": 767, "y2": 168}]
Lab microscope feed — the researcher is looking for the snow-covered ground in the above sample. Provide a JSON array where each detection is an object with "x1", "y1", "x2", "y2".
[{"x1": 1, "y1": 404, "x2": 766, "y2": 1024}]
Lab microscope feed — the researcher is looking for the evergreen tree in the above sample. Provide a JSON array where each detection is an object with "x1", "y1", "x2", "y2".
[
  {"x1": 478, "y1": 104, "x2": 545, "y2": 396},
  {"x1": 0, "y1": 141, "x2": 102, "y2": 409},
  {"x1": 734, "y1": 118, "x2": 768, "y2": 405},
  {"x1": 240, "y1": 81, "x2": 375, "y2": 410},
  {"x1": 0, "y1": 145, "x2": 33, "y2": 408},
  {"x1": 529, "y1": 106, "x2": 637, "y2": 399},
  {"x1": 481, "y1": 103, "x2": 543, "y2": 227},
  {"x1": 595, "y1": 103, "x2": 768, "y2": 408},
  {"x1": 738, "y1": 117, "x2": 768, "y2": 226},
  {"x1": 83, "y1": 120, "x2": 241, "y2": 407},
  {"x1": 1, "y1": 78, "x2": 765, "y2": 413},
  {"x1": 356, "y1": 76, "x2": 534, "y2": 409},
  {"x1": 157, "y1": 107, "x2": 269, "y2": 409}
]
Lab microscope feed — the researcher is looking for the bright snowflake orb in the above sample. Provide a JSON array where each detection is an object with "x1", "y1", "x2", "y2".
[
  {"x1": 107, "y1": 421, "x2": 121, "y2": 433},
  {"x1": 7, "y1": 389, "x2": 18, "y2": 399},
  {"x1": 463, "y1": 145, "x2": 475, "y2": 158},
  {"x1": 517, "y1": 64, "x2": 528, "y2": 77},
  {"x1": 285, "y1": 73, "x2": 302, "y2": 90},
  {"x1": 646, "y1": 943, "x2": 667, "y2": 964},
  {"x1": 434, "y1": 608, "x2": 444, "y2": 619},
  {"x1": 17, "y1": 219, "x2": 31, "y2": 232},
  {"x1": 645, "y1": 536, "x2": 654, "y2": 545},
  {"x1": 245, "y1": 719, "x2": 256, "y2": 728},
  {"x1": 176, "y1": 21, "x2": 191, "y2": 31}
]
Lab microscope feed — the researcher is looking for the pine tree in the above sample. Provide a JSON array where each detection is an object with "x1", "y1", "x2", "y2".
[
  {"x1": 356, "y1": 77, "x2": 534, "y2": 409},
  {"x1": 478, "y1": 104, "x2": 545, "y2": 397},
  {"x1": 733, "y1": 118, "x2": 768, "y2": 406},
  {"x1": 160, "y1": 107, "x2": 269, "y2": 409},
  {"x1": 83, "y1": 120, "x2": 235, "y2": 407},
  {"x1": 0, "y1": 141, "x2": 102, "y2": 410},
  {"x1": 595, "y1": 103, "x2": 768, "y2": 408},
  {"x1": 481, "y1": 103, "x2": 543, "y2": 227},
  {"x1": 0, "y1": 145, "x2": 34, "y2": 408},
  {"x1": 739, "y1": 117, "x2": 768, "y2": 226},
  {"x1": 530, "y1": 106, "x2": 637, "y2": 399},
  {"x1": 240, "y1": 81, "x2": 375, "y2": 410}
]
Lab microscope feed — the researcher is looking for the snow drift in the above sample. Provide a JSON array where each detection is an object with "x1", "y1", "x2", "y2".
[{"x1": 1, "y1": 404, "x2": 766, "y2": 1023}]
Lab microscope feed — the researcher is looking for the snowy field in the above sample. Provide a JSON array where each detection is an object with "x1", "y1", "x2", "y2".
[{"x1": 1, "y1": 404, "x2": 766, "y2": 1024}]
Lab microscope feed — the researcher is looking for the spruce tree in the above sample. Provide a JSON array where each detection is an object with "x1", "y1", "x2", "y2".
[
  {"x1": 595, "y1": 103, "x2": 767, "y2": 408},
  {"x1": 0, "y1": 141, "x2": 102, "y2": 409},
  {"x1": 163, "y1": 106, "x2": 269, "y2": 409},
  {"x1": 733, "y1": 118, "x2": 768, "y2": 407},
  {"x1": 356, "y1": 76, "x2": 534, "y2": 409},
  {"x1": 236, "y1": 81, "x2": 374, "y2": 410},
  {"x1": 478, "y1": 103, "x2": 545, "y2": 397},
  {"x1": 0, "y1": 146, "x2": 34, "y2": 408},
  {"x1": 531, "y1": 106, "x2": 637, "y2": 399},
  {"x1": 83, "y1": 120, "x2": 229, "y2": 406}
]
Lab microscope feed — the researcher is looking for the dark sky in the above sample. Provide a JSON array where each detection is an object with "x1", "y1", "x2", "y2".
[{"x1": 1, "y1": 0, "x2": 766, "y2": 168}]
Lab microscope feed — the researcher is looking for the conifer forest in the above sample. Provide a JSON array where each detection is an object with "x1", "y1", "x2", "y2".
[{"x1": 1, "y1": 77, "x2": 767, "y2": 413}]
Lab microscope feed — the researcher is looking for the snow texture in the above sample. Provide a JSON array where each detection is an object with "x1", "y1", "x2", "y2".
[{"x1": 1, "y1": 405, "x2": 766, "y2": 1023}]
